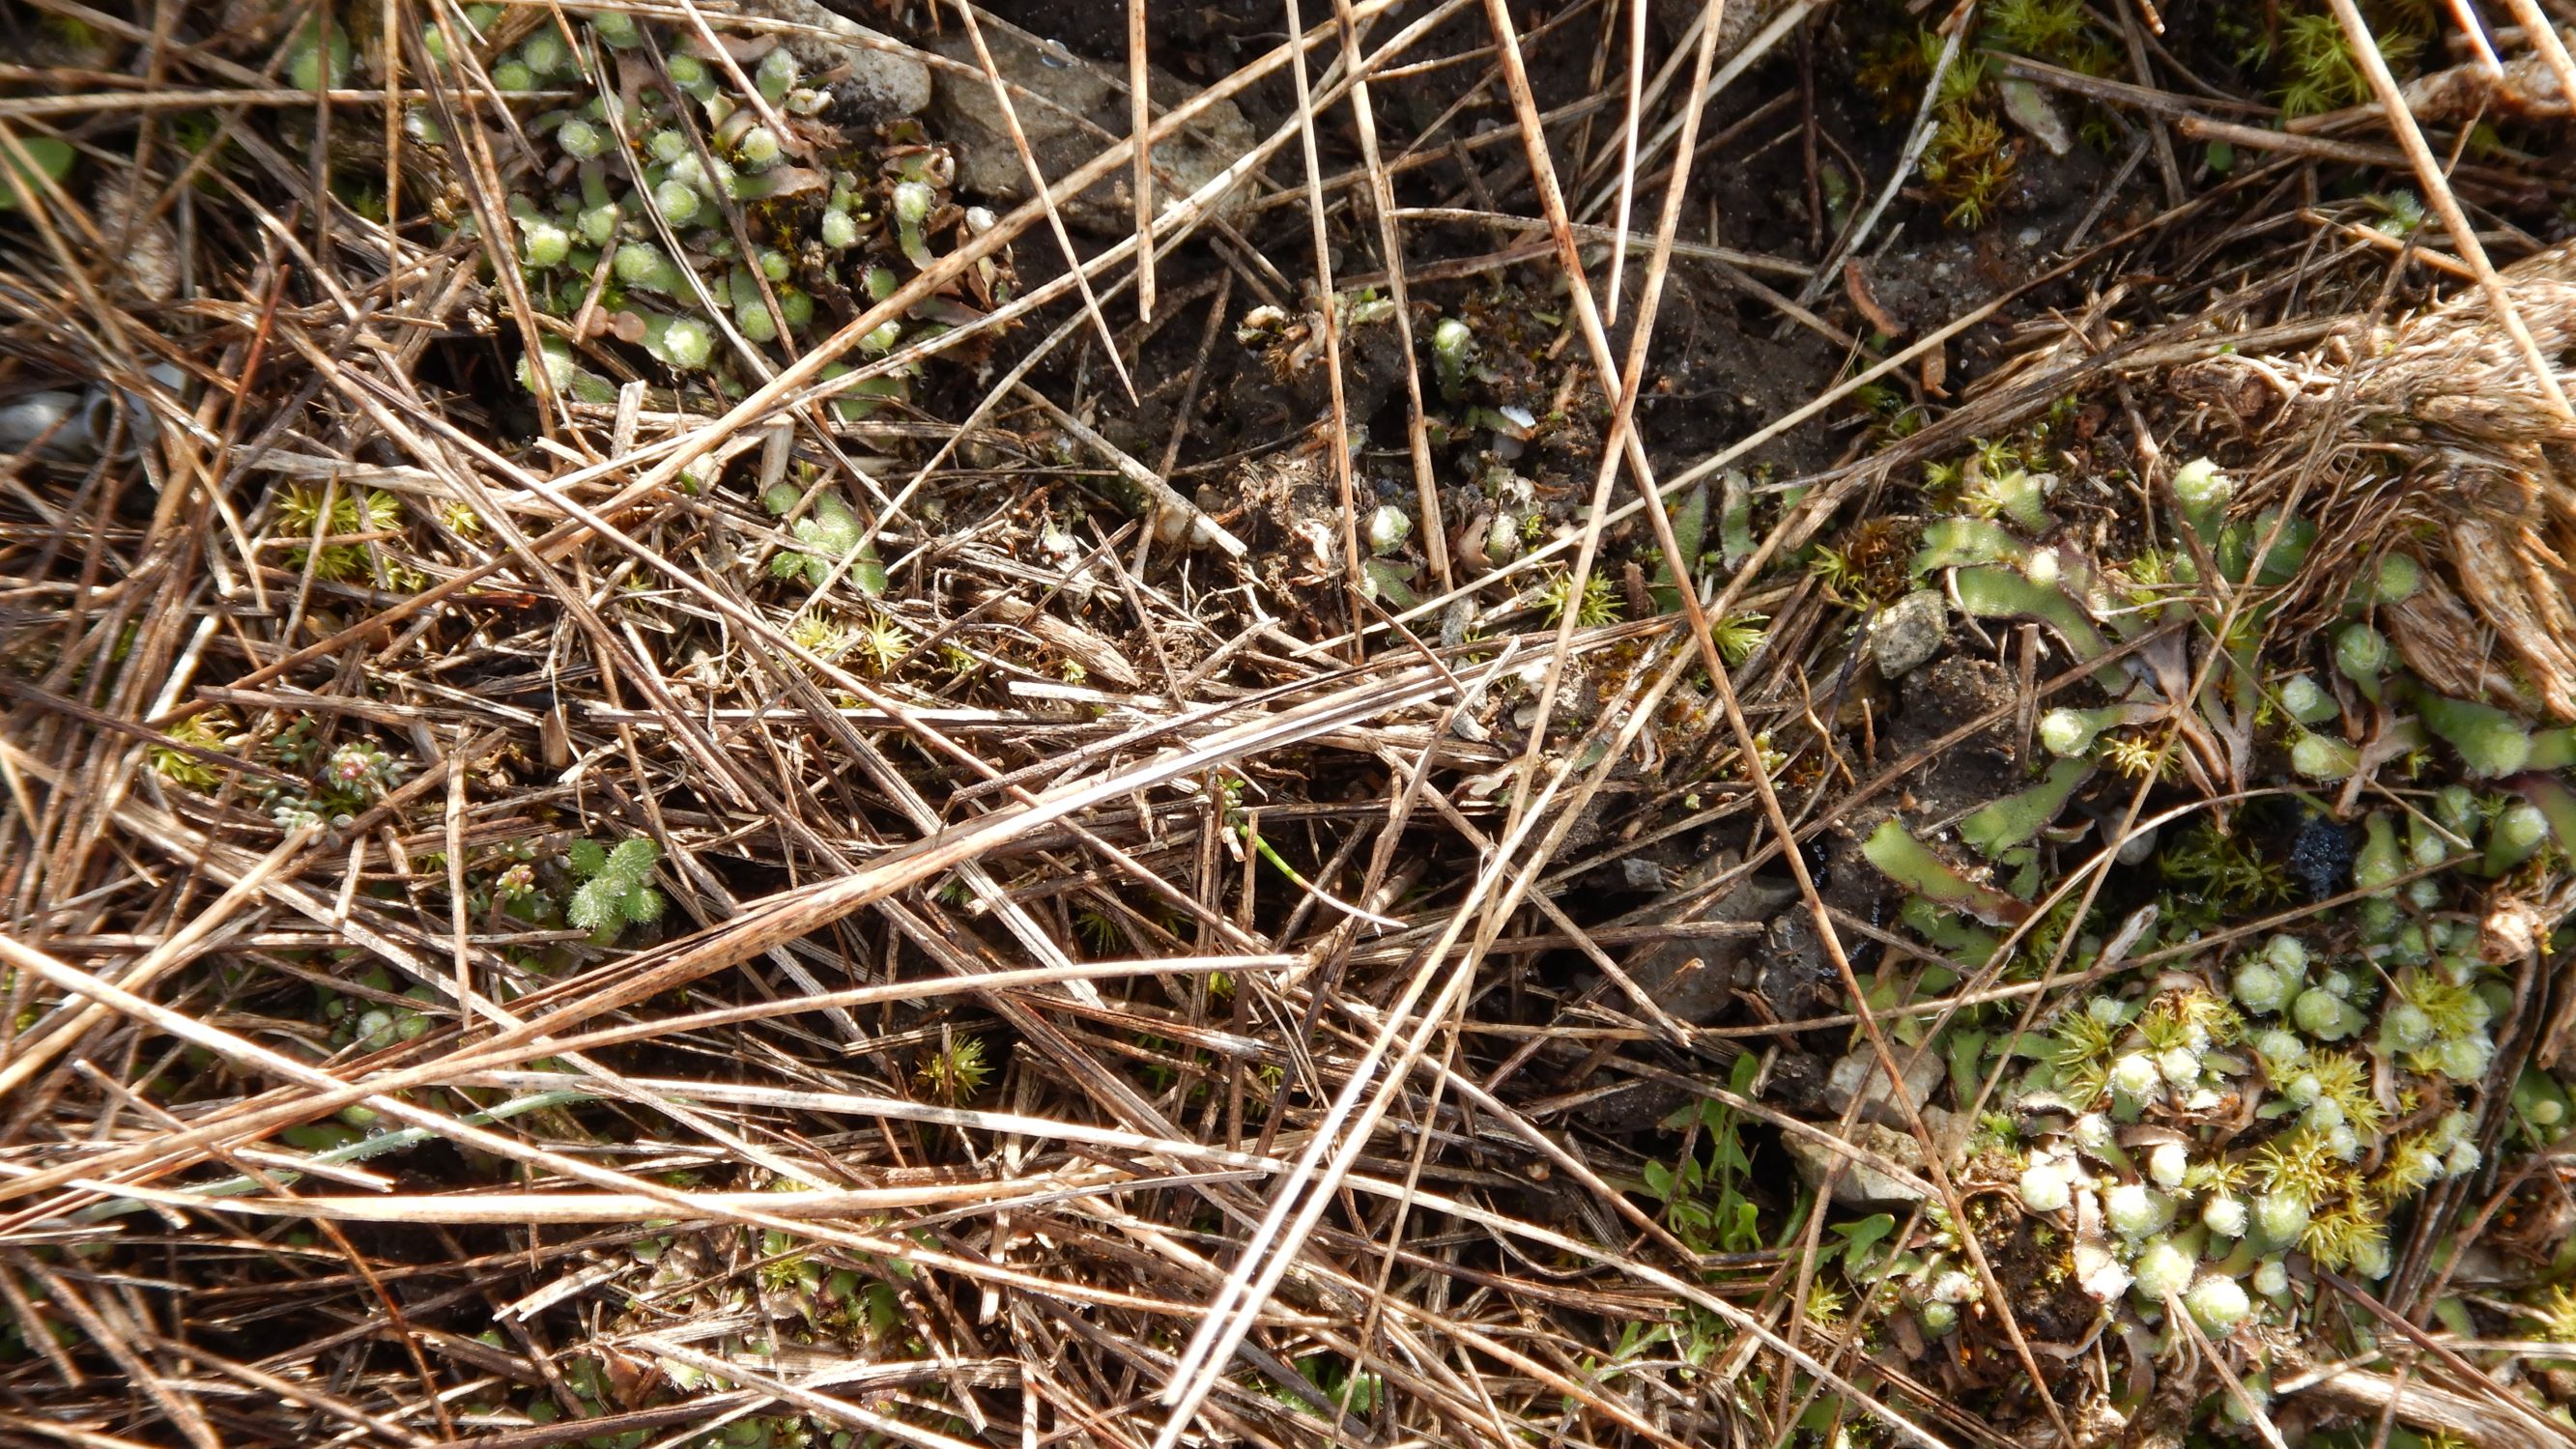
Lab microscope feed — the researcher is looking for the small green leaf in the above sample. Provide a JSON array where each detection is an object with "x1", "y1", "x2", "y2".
[
  {"x1": 1832, "y1": 1212, "x2": 1897, "y2": 1266},
  {"x1": 1719, "y1": 471, "x2": 1756, "y2": 568},
  {"x1": 1861, "y1": 818, "x2": 2033, "y2": 926},
  {"x1": 1959, "y1": 758, "x2": 2093, "y2": 857},
  {"x1": 607, "y1": 837, "x2": 660, "y2": 879},
  {"x1": 1642, "y1": 1160, "x2": 1675, "y2": 1202},
  {"x1": 621, "y1": 884, "x2": 664, "y2": 924},
  {"x1": 1650, "y1": 485, "x2": 1709, "y2": 612},
  {"x1": 567, "y1": 878, "x2": 617, "y2": 931},
  {"x1": 1946, "y1": 1030, "x2": 1989, "y2": 1105},
  {"x1": 1912, "y1": 518, "x2": 2027, "y2": 572},
  {"x1": 850, "y1": 541, "x2": 889, "y2": 597},
  {"x1": 2431, "y1": 1294, "x2": 2475, "y2": 1341},
  {"x1": 1729, "y1": 1051, "x2": 1760, "y2": 1094},
  {"x1": 1721, "y1": 1195, "x2": 1761, "y2": 1252},
  {"x1": 1952, "y1": 564, "x2": 2122, "y2": 689},
  {"x1": 0, "y1": 137, "x2": 74, "y2": 212}
]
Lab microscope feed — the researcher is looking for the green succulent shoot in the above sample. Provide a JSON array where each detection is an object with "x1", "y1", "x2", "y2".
[
  {"x1": 2415, "y1": 693, "x2": 2533, "y2": 778},
  {"x1": 765, "y1": 483, "x2": 884, "y2": 593},
  {"x1": 567, "y1": 837, "x2": 665, "y2": 936},
  {"x1": 1431, "y1": 318, "x2": 1474, "y2": 402},
  {"x1": 891, "y1": 181, "x2": 935, "y2": 269},
  {"x1": 2169, "y1": 457, "x2": 2230, "y2": 549},
  {"x1": 1859, "y1": 818, "x2": 2031, "y2": 925}
]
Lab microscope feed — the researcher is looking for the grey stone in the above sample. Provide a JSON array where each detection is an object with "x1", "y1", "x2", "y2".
[
  {"x1": 920, "y1": 26, "x2": 1257, "y2": 232},
  {"x1": 1782, "y1": 1108, "x2": 1961, "y2": 1206},
  {"x1": 1822, "y1": 1043, "x2": 1945, "y2": 1119},
  {"x1": 1783, "y1": 1119, "x2": 1928, "y2": 1206},
  {"x1": 732, "y1": 0, "x2": 929, "y2": 117},
  {"x1": 1869, "y1": 589, "x2": 1948, "y2": 677}
]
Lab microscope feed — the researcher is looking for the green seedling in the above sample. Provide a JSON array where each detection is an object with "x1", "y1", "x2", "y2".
[
  {"x1": 1913, "y1": 517, "x2": 2028, "y2": 572},
  {"x1": 518, "y1": 332, "x2": 617, "y2": 401},
  {"x1": 1952, "y1": 563, "x2": 2123, "y2": 688},
  {"x1": 2037, "y1": 702, "x2": 2155, "y2": 757},
  {"x1": 1365, "y1": 504, "x2": 1411, "y2": 556},
  {"x1": 1966, "y1": 468, "x2": 2050, "y2": 531},
  {"x1": 1718, "y1": 471, "x2": 1756, "y2": 568},
  {"x1": 2415, "y1": 693, "x2": 2533, "y2": 778},
  {"x1": 2290, "y1": 733, "x2": 2361, "y2": 781},
  {"x1": 729, "y1": 266, "x2": 778, "y2": 342},
  {"x1": 756, "y1": 45, "x2": 798, "y2": 105},
  {"x1": 765, "y1": 482, "x2": 884, "y2": 592},
  {"x1": 2334, "y1": 624, "x2": 2389, "y2": 702},
  {"x1": 2369, "y1": 553, "x2": 2420, "y2": 606},
  {"x1": 650, "y1": 177, "x2": 703, "y2": 226},
  {"x1": 1902, "y1": 895, "x2": 2003, "y2": 967},
  {"x1": 640, "y1": 312, "x2": 714, "y2": 371},
  {"x1": 1861, "y1": 819, "x2": 2033, "y2": 925},
  {"x1": 2170, "y1": 457, "x2": 2230, "y2": 550},
  {"x1": 285, "y1": 15, "x2": 354, "y2": 91},
  {"x1": 590, "y1": 9, "x2": 640, "y2": 45},
  {"x1": 1648, "y1": 483, "x2": 1708, "y2": 612},
  {"x1": 2278, "y1": 672, "x2": 2338, "y2": 726},
  {"x1": 2529, "y1": 727, "x2": 2576, "y2": 770},
  {"x1": 816, "y1": 361, "x2": 910, "y2": 422},
  {"x1": 520, "y1": 215, "x2": 571, "y2": 268},
  {"x1": 566, "y1": 837, "x2": 665, "y2": 936},
  {"x1": 519, "y1": 29, "x2": 572, "y2": 76},
  {"x1": 665, "y1": 51, "x2": 716, "y2": 99},
  {"x1": 1959, "y1": 758, "x2": 2092, "y2": 857},
  {"x1": 2511, "y1": 775, "x2": 2576, "y2": 859},
  {"x1": 2219, "y1": 508, "x2": 2315, "y2": 586},
  {"x1": 1431, "y1": 318, "x2": 1474, "y2": 402},
  {"x1": 1360, "y1": 557, "x2": 1420, "y2": 609},
  {"x1": 2352, "y1": 812, "x2": 2402, "y2": 897},
  {"x1": 613, "y1": 241, "x2": 694, "y2": 297},
  {"x1": 892, "y1": 181, "x2": 934, "y2": 268},
  {"x1": 0, "y1": 136, "x2": 74, "y2": 212},
  {"x1": 736, "y1": 124, "x2": 783, "y2": 167}
]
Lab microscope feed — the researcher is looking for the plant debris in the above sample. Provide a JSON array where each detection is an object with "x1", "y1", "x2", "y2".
[{"x1": 3, "y1": 4, "x2": 2576, "y2": 1449}]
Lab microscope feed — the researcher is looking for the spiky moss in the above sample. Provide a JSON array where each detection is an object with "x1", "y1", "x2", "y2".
[
  {"x1": 2005, "y1": 958, "x2": 2488, "y2": 1337},
  {"x1": 2270, "y1": 7, "x2": 2427, "y2": 119},
  {"x1": 1852, "y1": 1, "x2": 2118, "y2": 230}
]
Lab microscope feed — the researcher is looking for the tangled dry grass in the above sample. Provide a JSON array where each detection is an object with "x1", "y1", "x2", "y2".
[
  {"x1": 2178, "y1": 240, "x2": 2576, "y2": 723},
  {"x1": 6, "y1": 3, "x2": 2576, "y2": 1449}
]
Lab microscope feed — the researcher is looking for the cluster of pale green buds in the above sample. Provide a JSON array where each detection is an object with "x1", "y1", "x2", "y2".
[
  {"x1": 2008, "y1": 967, "x2": 2492, "y2": 1338},
  {"x1": 2017, "y1": 1130, "x2": 2277, "y2": 1336},
  {"x1": 466, "y1": 12, "x2": 948, "y2": 398},
  {"x1": 2233, "y1": 929, "x2": 2496, "y2": 1088},
  {"x1": 325, "y1": 739, "x2": 403, "y2": 799}
]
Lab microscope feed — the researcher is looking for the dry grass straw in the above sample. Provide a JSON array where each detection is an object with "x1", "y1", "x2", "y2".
[
  {"x1": 2184, "y1": 238, "x2": 2576, "y2": 721},
  {"x1": 0, "y1": 2, "x2": 2573, "y2": 1448}
]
